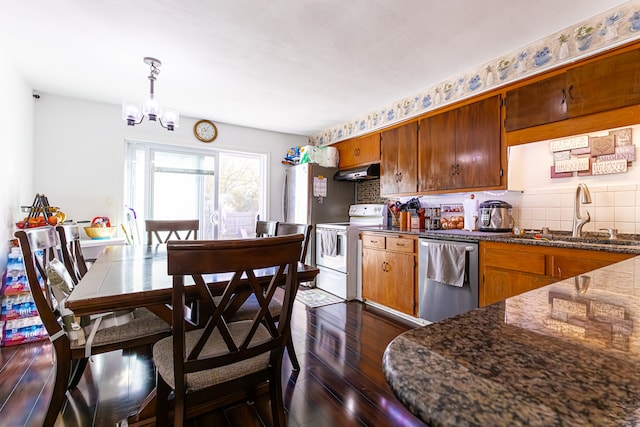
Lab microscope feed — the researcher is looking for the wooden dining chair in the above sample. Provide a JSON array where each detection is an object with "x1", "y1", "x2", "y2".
[
  {"x1": 55, "y1": 223, "x2": 88, "y2": 284},
  {"x1": 255, "y1": 220, "x2": 277, "y2": 237},
  {"x1": 153, "y1": 234, "x2": 304, "y2": 427},
  {"x1": 225, "y1": 222, "x2": 313, "y2": 371},
  {"x1": 145, "y1": 219, "x2": 199, "y2": 245},
  {"x1": 55, "y1": 223, "x2": 173, "y2": 387},
  {"x1": 14, "y1": 226, "x2": 171, "y2": 427}
]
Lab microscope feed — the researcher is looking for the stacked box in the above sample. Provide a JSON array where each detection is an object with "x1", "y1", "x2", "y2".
[{"x1": 1, "y1": 246, "x2": 47, "y2": 346}]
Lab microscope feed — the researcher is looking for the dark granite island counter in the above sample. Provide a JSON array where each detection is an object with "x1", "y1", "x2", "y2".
[{"x1": 383, "y1": 256, "x2": 640, "y2": 426}]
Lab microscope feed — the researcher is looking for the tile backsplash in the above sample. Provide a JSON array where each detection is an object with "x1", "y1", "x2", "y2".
[{"x1": 357, "y1": 180, "x2": 640, "y2": 234}]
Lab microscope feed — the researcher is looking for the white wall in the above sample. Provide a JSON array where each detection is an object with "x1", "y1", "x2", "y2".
[
  {"x1": 33, "y1": 93, "x2": 307, "y2": 233},
  {"x1": 0, "y1": 60, "x2": 34, "y2": 271}
]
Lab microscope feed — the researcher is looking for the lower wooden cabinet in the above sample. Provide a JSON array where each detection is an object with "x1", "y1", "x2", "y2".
[
  {"x1": 361, "y1": 232, "x2": 417, "y2": 316},
  {"x1": 479, "y1": 241, "x2": 634, "y2": 306}
]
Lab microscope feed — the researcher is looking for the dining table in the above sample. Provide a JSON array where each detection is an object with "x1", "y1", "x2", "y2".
[{"x1": 66, "y1": 242, "x2": 319, "y2": 426}]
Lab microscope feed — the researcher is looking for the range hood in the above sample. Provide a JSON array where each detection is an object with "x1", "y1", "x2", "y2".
[{"x1": 333, "y1": 163, "x2": 380, "y2": 181}]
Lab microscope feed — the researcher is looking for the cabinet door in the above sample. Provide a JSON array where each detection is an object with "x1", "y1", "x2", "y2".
[
  {"x1": 362, "y1": 247, "x2": 415, "y2": 315},
  {"x1": 336, "y1": 139, "x2": 359, "y2": 169},
  {"x1": 549, "y1": 251, "x2": 633, "y2": 279},
  {"x1": 336, "y1": 133, "x2": 381, "y2": 169},
  {"x1": 482, "y1": 267, "x2": 555, "y2": 306},
  {"x1": 504, "y1": 74, "x2": 567, "y2": 131},
  {"x1": 455, "y1": 95, "x2": 502, "y2": 189},
  {"x1": 418, "y1": 110, "x2": 456, "y2": 192},
  {"x1": 362, "y1": 248, "x2": 385, "y2": 303},
  {"x1": 380, "y1": 122, "x2": 417, "y2": 195},
  {"x1": 381, "y1": 251, "x2": 415, "y2": 315},
  {"x1": 567, "y1": 49, "x2": 640, "y2": 118}
]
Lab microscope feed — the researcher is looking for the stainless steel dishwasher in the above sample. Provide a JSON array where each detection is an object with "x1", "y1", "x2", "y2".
[{"x1": 418, "y1": 238, "x2": 479, "y2": 323}]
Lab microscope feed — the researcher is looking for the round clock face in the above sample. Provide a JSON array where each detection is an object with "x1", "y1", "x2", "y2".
[{"x1": 194, "y1": 120, "x2": 218, "y2": 143}]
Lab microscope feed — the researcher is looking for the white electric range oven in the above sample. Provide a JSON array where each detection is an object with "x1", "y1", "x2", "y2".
[{"x1": 315, "y1": 204, "x2": 387, "y2": 300}]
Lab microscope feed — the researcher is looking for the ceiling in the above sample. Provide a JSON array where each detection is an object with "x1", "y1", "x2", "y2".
[{"x1": 0, "y1": 1, "x2": 630, "y2": 137}]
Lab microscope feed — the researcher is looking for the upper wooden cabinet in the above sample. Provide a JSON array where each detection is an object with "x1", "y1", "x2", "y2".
[
  {"x1": 505, "y1": 48, "x2": 640, "y2": 132},
  {"x1": 334, "y1": 133, "x2": 381, "y2": 169},
  {"x1": 380, "y1": 122, "x2": 418, "y2": 196},
  {"x1": 418, "y1": 95, "x2": 502, "y2": 192},
  {"x1": 503, "y1": 74, "x2": 567, "y2": 131}
]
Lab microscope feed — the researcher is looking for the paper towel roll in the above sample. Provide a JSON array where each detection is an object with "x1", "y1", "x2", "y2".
[{"x1": 462, "y1": 198, "x2": 479, "y2": 231}]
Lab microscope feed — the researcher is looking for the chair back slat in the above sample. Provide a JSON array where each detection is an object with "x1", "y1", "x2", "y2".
[
  {"x1": 167, "y1": 234, "x2": 303, "y2": 382},
  {"x1": 56, "y1": 224, "x2": 88, "y2": 284},
  {"x1": 145, "y1": 219, "x2": 199, "y2": 245},
  {"x1": 276, "y1": 222, "x2": 313, "y2": 262},
  {"x1": 255, "y1": 220, "x2": 277, "y2": 237}
]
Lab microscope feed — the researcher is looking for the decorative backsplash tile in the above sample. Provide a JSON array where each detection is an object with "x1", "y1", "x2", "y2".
[{"x1": 310, "y1": 1, "x2": 640, "y2": 146}]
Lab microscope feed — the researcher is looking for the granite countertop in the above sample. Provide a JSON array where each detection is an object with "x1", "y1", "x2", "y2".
[
  {"x1": 362, "y1": 226, "x2": 640, "y2": 255},
  {"x1": 383, "y1": 255, "x2": 640, "y2": 426}
]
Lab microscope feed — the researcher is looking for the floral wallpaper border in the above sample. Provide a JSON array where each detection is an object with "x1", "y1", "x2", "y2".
[{"x1": 310, "y1": 1, "x2": 640, "y2": 146}]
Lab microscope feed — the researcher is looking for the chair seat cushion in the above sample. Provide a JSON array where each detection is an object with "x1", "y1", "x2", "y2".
[
  {"x1": 69, "y1": 308, "x2": 170, "y2": 349},
  {"x1": 152, "y1": 320, "x2": 271, "y2": 392}
]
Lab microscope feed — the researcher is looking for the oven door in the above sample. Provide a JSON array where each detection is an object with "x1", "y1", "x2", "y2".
[{"x1": 315, "y1": 226, "x2": 348, "y2": 273}]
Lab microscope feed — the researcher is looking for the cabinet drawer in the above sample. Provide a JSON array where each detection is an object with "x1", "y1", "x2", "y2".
[
  {"x1": 386, "y1": 237, "x2": 414, "y2": 253},
  {"x1": 484, "y1": 247, "x2": 546, "y2": 275},
  {"x1": 362, "y1": 235, "x2": 385, "y2": 249}
]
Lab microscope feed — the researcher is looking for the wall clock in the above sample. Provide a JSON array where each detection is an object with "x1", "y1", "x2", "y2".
[{"x1": 194, "y1": 119, "x2": 218, "y2": 143}]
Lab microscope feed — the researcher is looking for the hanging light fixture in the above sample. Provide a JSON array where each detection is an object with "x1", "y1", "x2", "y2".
[{"x1": 122, "y1": 57, "x2": 179, "y2": 131}]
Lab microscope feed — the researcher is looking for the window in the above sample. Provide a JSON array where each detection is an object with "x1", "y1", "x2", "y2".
[{"x1": 125, "y1": 141, "x2": 267, "y2": 240}]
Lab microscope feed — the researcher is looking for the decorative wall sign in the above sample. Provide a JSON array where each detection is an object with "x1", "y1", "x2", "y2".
[
  {"x1": 550, "y1": 128, "x2": 634, "y2": 178},
  {"x1": 589, "y1": 135, "x2": 616, "y2": 156},
  {"x1": 551, "y1": 165, "x2": 573, "y2": 178},
  {"x1": 592, "y1": 159, "x2": 628, "y2": 175},
  {"x1": 610, "y1": 128, "x2": 633, "y2": 146},
  {"x1": 553, "y1": 151, "x2": 571, "y2": 162},
  {"x1": 550, "y1": 135, "x2": 590, "y2": 152},
  {"x1": 554, "y1": 157, "x2": 591, "y2": 173}
]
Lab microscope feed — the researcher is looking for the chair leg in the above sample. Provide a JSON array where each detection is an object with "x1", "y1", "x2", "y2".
[
  {"x1": 67, "y1": 358, "x2": 88, "y2": 389},
  {"x1": 43, "y1": 353, "x2": 72, "y2": 427},
  {"x1": 286, "y1": 336, "x2": 300, "y2": 371},
  {"x1": 156, "y1": 375, "x2": 170, "y2": 427},
  {"x1": 269, "y1": 359, "x2": 286, "y2": 427}
]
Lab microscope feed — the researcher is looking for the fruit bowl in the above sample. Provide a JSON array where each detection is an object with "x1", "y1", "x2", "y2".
[{"x1": 84, "y1": 226, "x2": 117, "y2": 239}]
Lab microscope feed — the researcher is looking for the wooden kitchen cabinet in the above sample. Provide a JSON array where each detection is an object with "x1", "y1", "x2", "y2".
[
  {"x1": 380, "y1": 122, "x2": 418, "y2": 196},
  {"x1": 505, "y1": 49, "x2": 640, "y2": 132},
  {"x1": 479, "y1": 241, "x2": 634, "y2": 306},
  {"x1": 418, "y1": 95, "x2": 502, "y2": 192},
  {"x1": 334, "y1": 133, "x2": 380, "y2": 169},
  {"x1": 361, "y1": 232, "x2": 416, "y2": 316},
  {"x1": 503, "y1": 74, "x2": 567, "y2": 131}
]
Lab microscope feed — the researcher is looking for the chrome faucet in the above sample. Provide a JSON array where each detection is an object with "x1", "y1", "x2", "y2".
[{"x1": 572, "y1": 183, "x2": 592, "y2": 237}]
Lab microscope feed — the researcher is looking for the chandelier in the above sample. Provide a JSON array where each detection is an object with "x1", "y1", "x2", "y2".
[{"x1": 122, "y1": 57, "x2": 179, "y2": 131}]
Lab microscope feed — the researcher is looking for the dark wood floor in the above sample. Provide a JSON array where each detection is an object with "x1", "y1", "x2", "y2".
[{"x1": 0, "y1": 294, "x2": 427, "y2": 427}]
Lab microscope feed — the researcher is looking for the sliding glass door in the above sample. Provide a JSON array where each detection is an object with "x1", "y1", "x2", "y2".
[{"x1": 125, "y1": 141, "x2": 267, "y2": 241}]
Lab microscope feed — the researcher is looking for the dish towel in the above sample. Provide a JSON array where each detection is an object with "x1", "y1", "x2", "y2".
[
  {"x1": 425, "y1": 242, "x2": 466, "y2": 287},
  {"x1": 320, "y1": 229, "x2": 338, "y2": 257}
]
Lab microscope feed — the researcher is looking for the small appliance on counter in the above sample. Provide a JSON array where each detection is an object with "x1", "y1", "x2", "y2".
[{"x1": 479, "y1": 200, "x2": 514, "y2": 232}]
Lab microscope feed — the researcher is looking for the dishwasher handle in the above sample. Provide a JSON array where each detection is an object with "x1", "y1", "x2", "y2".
[{"x1": 419, "y1": 240, "x2": 475, "y2": 252}]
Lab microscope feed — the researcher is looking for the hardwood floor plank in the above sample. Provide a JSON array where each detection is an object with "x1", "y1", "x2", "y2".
[
  {"x1": 0, "y1": 300, "x2": 425, "y2": 427},
  {"x1": 0, "y1": 341, "x2": 54, "y2": 427}
]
